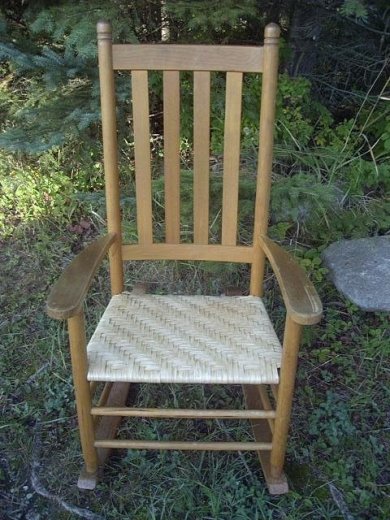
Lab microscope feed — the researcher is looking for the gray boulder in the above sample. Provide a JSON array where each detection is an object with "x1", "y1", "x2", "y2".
[{"x1": 322, "y1": 236, "x2": 390, "y2": 312}]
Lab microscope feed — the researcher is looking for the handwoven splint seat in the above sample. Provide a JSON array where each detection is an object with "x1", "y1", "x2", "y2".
[{"x1": 87, "y1": 294, "x2": 282, "y2": 384}]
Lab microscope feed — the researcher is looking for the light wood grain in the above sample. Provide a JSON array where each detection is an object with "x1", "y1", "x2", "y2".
[
  {"x1": 91, "y1": 407, "x2": 276, "y2": 419},
  {"x1": 258, "y1": 384, "x2": 275, "y2": 434},
  {"x1": 47, "y1": 234, "x2": 116, "y2": 320},
  {"x1": 270, "y1": 315, "x2": 302, "y2": 478},
  {"x1": 78, "y1": 466, "x2": 98, "y2": 491},
  {"x1": 132, "y1": 70, "x2": 153, "y2": 244},
  {"x1": 78, "y1": 382, "x2": 131, "y2": 490},
  {"x1": 91, "y1": 281, "x2": 147, "y2": 470},
  {"x1": 222, "y1": 72, "x2": 242, "y2": 246},
  {"x1": 94, "y1": 383, "x2": 131, "y2": 466},
  {"x1": 89, "y1": 381, "x2": 98, "y2": 398},
  {"x1": 77, "y1": 281, "x2": 147, "y2": 490},
  {"x1": 193, "y1": 71, "x2": 210, "y2": 244},
  {"x1": 96, "y1": 382, "x2": 113, "y2": 408},
  {"x1": 163, "y1": 71, "x2": 181, "y2": 243},
  {"x1": 68, "y1": 313, "x2": 98, "y2": 476},
  {"x1": 271, "y1": 384, "x2": 279, "y2": 401},
  {"x1": 112, "y1": 44, "x2": 263, "y2": 72},
  {"x1": 71, "y1": 23, "x2": 305, "y2": 492},
  {"x1": 94, "y1": 440, "x2": 273, "y2": 451},
  {"x1": 243, "y1": 384, "x2": 289, "y2": 494},
  {"x1": 122, "y1": 243, "x2": 253, "y2": 262},
  {"x1": 97, "y1": 21, "x2": 123, "y2": 294},
  {"x1": 259, "y1": 235, "x2": 323, "y2": 325},
  {"x1": 250, "y1": 24, "x2": 280, "y2": 296}
]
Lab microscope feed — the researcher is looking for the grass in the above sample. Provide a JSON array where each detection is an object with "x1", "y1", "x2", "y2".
[
  {"x1": 1, "y1": 211, "x2": 389, "y2": 520},
  {"x1": 0, "y1": 143, "x2": 389, "y2": 519}
]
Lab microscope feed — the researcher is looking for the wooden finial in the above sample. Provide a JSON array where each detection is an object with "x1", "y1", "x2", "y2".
[
  {"x1": 97, "y1": 20, "x2": 112, "y2": 40},
  {"x1": 264, "y1": 23, "x2": 280, "y2": 43}
]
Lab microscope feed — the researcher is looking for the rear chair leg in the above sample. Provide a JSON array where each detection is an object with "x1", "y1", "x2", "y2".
[
  {"x1": 243, "y1": 384, "x2": 288, "y2": 494},
  {"x1": 270, "y1": 315, "x2": 302, "y2": 480},
  {"x1": 68, "y1": 313, "x2": 98, "y2": 489}
]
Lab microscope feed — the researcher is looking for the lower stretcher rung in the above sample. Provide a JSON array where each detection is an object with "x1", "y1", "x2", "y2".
[
  {"x1": 91, "y1": 407, "x2": 276, "y2": 419},
  {"x1": 94, "y1": 439, "x2": 272, "y2": 451}
]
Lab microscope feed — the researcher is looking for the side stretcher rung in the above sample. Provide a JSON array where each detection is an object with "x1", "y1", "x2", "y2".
[
  {"x1": 91, "y1": 407, "x2": 276, "y2": 419},
  {"x1": 94, "y1": 440, "x2": 273, "y2": 451}
]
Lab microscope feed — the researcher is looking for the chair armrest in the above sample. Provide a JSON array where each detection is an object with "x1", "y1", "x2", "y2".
[
  {"x1": 260, "y1": 235, "x2": 323, "y2": 325},
  {"x1": 47, "y1": 233, "x2": 116, "y2": 320}
]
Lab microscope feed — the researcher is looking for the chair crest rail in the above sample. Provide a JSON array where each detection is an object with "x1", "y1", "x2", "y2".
[{"x1": 112, "y1": 44, "x2": 264, "y2": 72}]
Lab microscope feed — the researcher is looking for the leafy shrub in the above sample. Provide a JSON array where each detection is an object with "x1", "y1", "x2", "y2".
[
  {"x1": 308, "y1": 391, "x2": 357, "y2": 450},
  {"x1": 0, "y1": 150, "x2": 74, "y2": 236}
]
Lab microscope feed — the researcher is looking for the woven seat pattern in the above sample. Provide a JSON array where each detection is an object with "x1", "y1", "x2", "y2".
[{"x1": 87, "y1": 294, "x2": 282, "y2": 384}]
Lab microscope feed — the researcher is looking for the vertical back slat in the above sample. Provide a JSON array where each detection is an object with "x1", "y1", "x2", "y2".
[
  {"x1": 193, "y1": 71, "x2": 210, "y2": 244},
  {"x1": 132, "y1": 70, "x2": 153, "y2": 244},
  {"x1": 163, "y1": 71, "x2": 181, "y2": 243},
  {"x1": 221, "y1": 72, "x2": 243, "y2": 246}
]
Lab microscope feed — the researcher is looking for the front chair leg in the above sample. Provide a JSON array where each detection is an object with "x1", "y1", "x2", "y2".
[
  {"x1": 270, "y1": 315, "x2": 302, "y2": 479},
  {"x1": 68, "y1": 313, "x2": 99, "y2": 487}
]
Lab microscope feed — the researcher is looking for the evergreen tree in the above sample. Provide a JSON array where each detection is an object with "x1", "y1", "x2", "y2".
[
  {"x1": 0, "y1": 1, "x2": 145, "y2": 153},
  {"x1": 0, "y1": 1, "x2": 388, "y2": 154},
  {"x1": 0, "y1": 0, "x2": 265, "y2": 153}
]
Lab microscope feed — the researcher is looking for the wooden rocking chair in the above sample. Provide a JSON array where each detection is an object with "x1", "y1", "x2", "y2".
[{"x1": 47, "y1": 21, "x2": 322, "y2": 494}]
